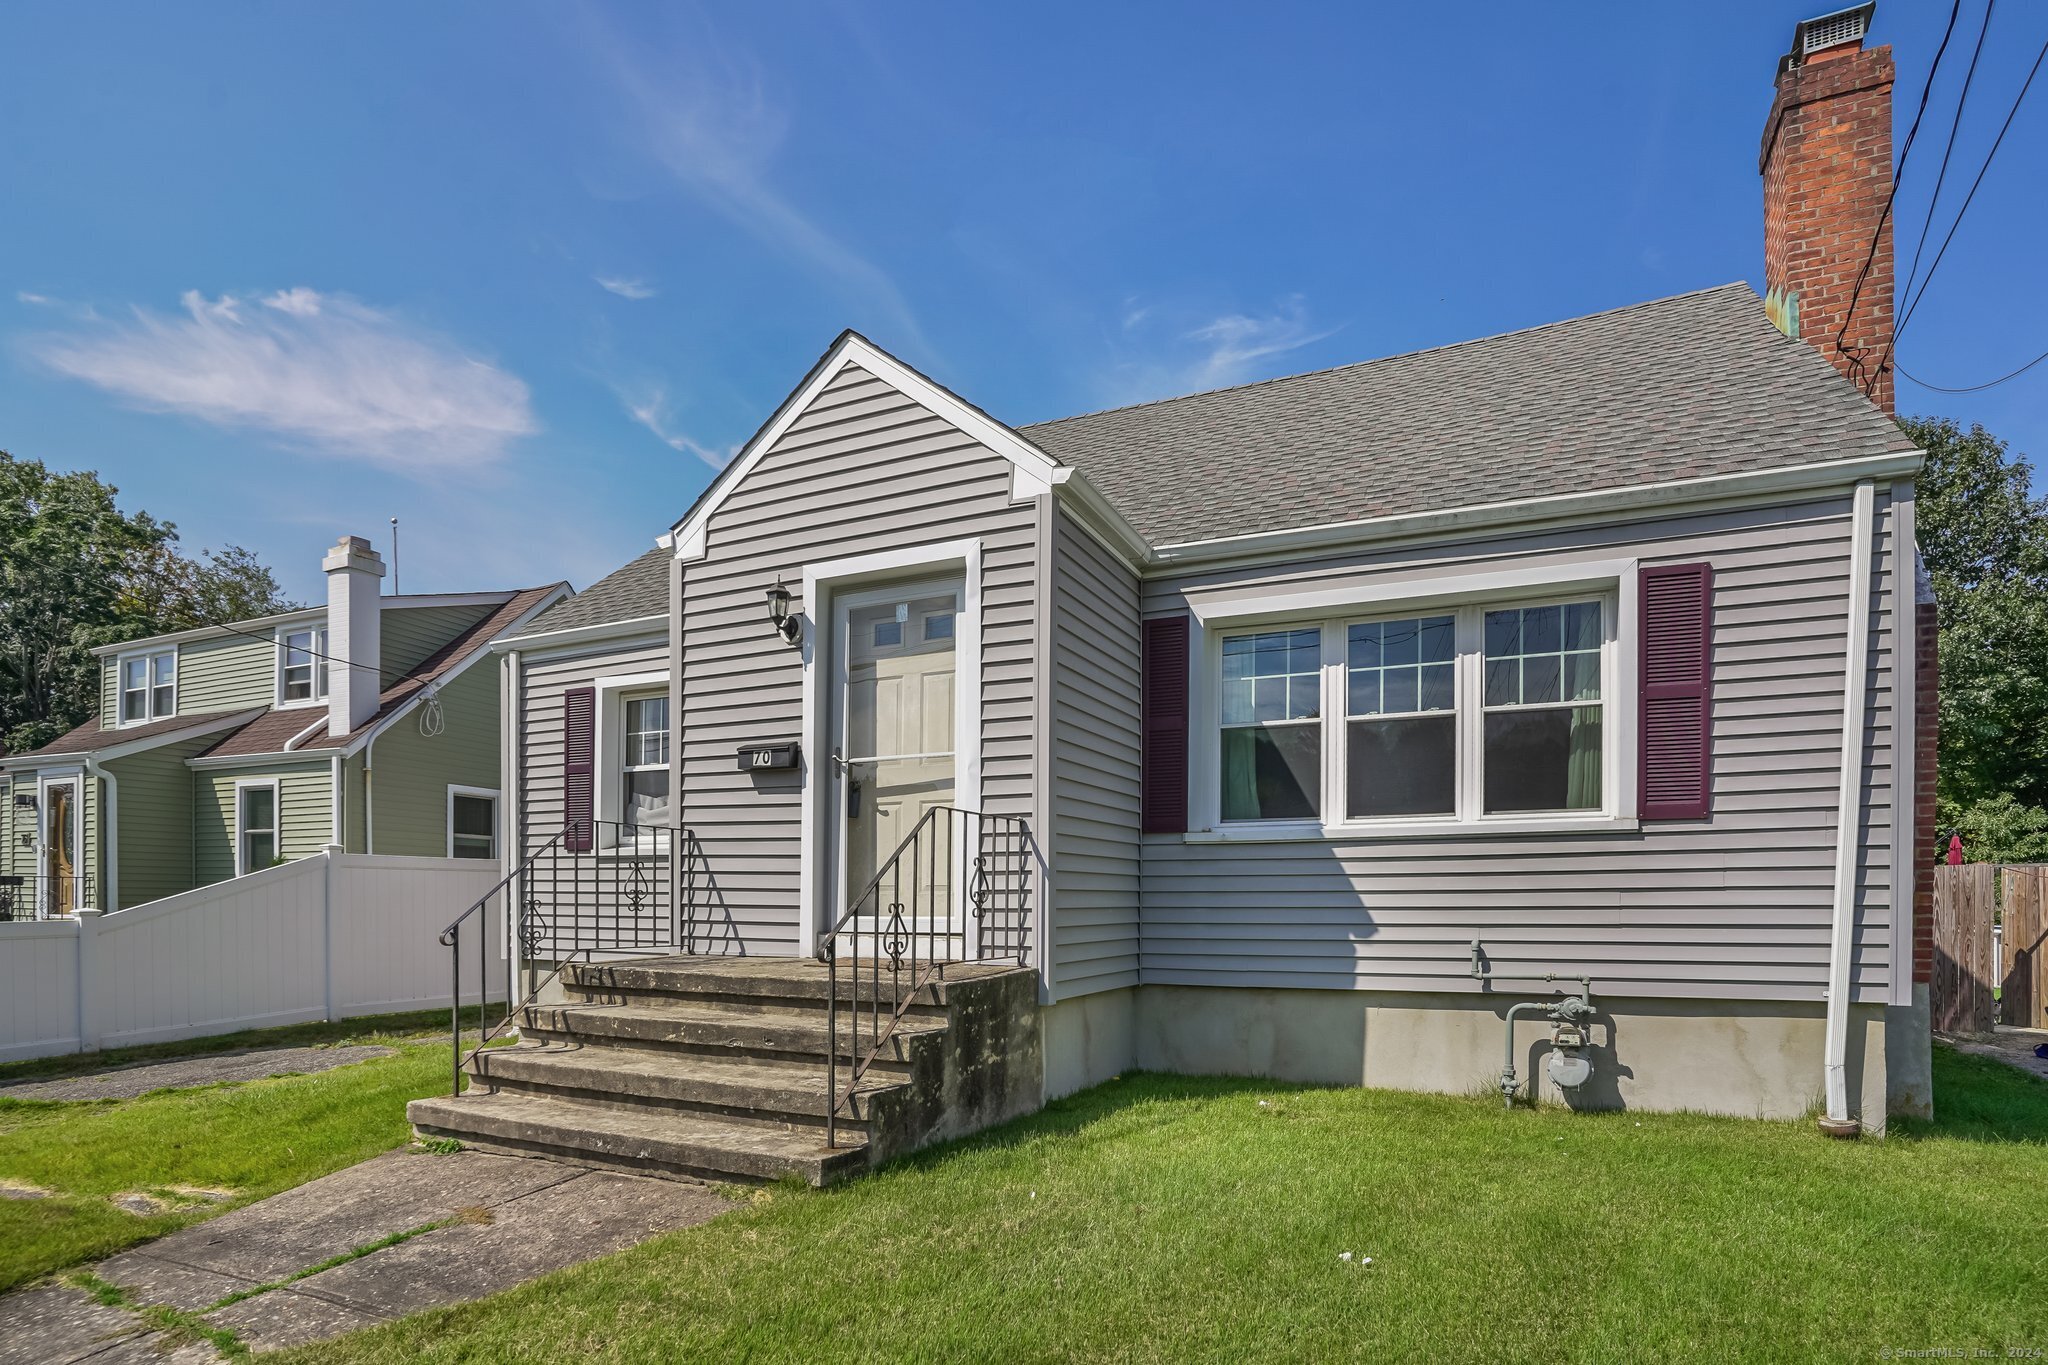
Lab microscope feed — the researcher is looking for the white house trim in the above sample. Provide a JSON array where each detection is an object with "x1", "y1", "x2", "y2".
[
  {"x1": 272, "y1": 623, "x2": 330, "y2": 712},
  {"x1": 232, "y1": 776, "x2": 282, "y2": 877},
  {"x1": 493, "y1": 615, "x2": 669, "y2": 655},
  {"x1": 672, "y1": 334, "x2": 1060, "y2": 563},
  {"x1": 445, "y1": 784, "x2": 502, "y2": 860},
  {"x1": 112, "y1": 645, "x2": 178, "y2": 728},
  {"x1": 90, "y1": 606, "x2": 324, "y2": 658},
  {"x1": 798, "y1": 537, "x2": 983, "y2": 958}
]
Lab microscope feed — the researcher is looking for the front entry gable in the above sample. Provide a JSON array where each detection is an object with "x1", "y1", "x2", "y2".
[{"x1": 671, "y1": 332, "x2": 1063, "y2": 563}]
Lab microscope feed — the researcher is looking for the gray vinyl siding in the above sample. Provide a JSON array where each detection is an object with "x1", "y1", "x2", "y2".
[
  {"x1": 1049, "y1": 507, "x2": 1143, "y2": 996},
  {"x1": 1140, "y1": 491, "x2": 1899, "y2": 1006},
  {"x1": 677, "y1": 363, "x2": 1042, "y2": 956},
  {"x1": 369, "y1": 660, "x2": 500, "y2": 856},
  {"x1": 382, "y1": 604, "x2": 493, "y2": 687},
  {"x1": 105, "y1": 734, "x2": 218, "y2": 908}
]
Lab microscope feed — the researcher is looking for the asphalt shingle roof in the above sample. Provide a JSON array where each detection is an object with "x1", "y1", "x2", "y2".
[
  {"x1": 1021, "y1": 284, "x2": 1913, "y2": 547},
  {"x1": 516, "y1": 545, "x2": 669, "y2": 636},
  {"x1": 4, "y1": 708, "x2": 261, "y2": 760}
]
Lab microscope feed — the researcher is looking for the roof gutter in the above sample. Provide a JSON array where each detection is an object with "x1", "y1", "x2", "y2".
[{"x1": 491, "y1": 614, "x2": 668, "y2": 655}]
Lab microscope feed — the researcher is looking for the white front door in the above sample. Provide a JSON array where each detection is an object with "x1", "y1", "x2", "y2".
[{"x1": 829, "y1": 579, "x2": 963, "y2": 942}]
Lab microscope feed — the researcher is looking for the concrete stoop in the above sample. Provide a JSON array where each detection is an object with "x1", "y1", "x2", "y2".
[{"x1": 407, "y1": 956, "x2": 1041, "y2": 1187}]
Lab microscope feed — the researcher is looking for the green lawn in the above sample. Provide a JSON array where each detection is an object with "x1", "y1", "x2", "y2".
[
  {"x1": 280, "y1": 1046, "x2": 2048, "y2": 1364},
  {"x1": 0, "y1": 1011, "x2": 473, "y2": 1293}
]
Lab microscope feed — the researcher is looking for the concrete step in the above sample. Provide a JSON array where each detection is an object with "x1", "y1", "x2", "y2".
[
  {"x1": 518, "y1": 1001, "x2": 945, "y2": 1075},
  {"x1": 468, "y1": 1042, "x2": 901, "y2": 1131},
  {"x1": 407, "y1": 1091, "x2": 870, "y2": 1187},
  {"x1": 561, "y1": 955, "x2": 1021, "y2": 1016}
]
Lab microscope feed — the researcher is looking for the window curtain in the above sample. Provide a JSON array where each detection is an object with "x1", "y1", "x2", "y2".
[
  {"x1": 1221, "y1": 729, "x2": 1261, "y2": 820},
  {"x1": 1566, "y1": 706, "x2": 1603, "y2": 809}
]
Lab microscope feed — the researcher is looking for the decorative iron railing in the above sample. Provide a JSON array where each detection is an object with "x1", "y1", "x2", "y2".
[
  {"x1": 438, "y1": 819, "x2": 693, "y2": 1097},
  {"x1": 0, "y1": 873, "x2": 96, "y2": 921},
  {"x1": 821, "y1": 807, "x2": 1032, "y2": 1147}
]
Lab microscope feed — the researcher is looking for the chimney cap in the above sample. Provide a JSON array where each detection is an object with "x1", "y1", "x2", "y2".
[{"x1": 1781, "y1": 4, "x2": 1875, "y2": 73}]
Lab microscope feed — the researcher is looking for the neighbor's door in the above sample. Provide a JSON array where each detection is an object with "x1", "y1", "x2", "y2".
[
  {"x1": 830, "y1": 580, "x2": 962, "y2": 944},
  {"x1": 40, "y1": 777, "x2": 80, "y2": 917}
]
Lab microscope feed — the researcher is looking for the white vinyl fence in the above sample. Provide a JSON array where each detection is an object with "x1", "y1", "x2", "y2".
[{"x1": 0, "y1": 847, "x2": 503, "y2": 1062}]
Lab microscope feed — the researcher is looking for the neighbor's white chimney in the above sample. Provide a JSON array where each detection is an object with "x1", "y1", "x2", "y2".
[{"x1": 323, "y1": 534, "x2": 385, "y2": 737}]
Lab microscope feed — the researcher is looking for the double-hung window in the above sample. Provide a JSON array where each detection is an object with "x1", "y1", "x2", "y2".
[
  {"x1": 622, "y1": 694, "x2": 671, "y2": 829},
  {"x1": 1213, "y1": 592, "x2": 1614, "y2": 830},
  {"x1": 279, "y1": 627, "x2": 329, "y2": 704},
  {"x1": 118, "y1": 649, "x2": 176, "y2": 724},
  {"x1": 236, "y1": 782, "x2": 278, "y2": 875}
]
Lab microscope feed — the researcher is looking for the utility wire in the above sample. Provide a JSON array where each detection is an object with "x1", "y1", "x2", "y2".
[
  {"x1": 196, "y1": 616, "x2": 444, "y2": 690},
  {"x1": 1831, "y1": 0, "x2": 1963, "y2": 394},
  {"x1": 1897, "y1": 0, "x2": 1995, "y2": 323},
  {"x1": 1898, "y1": 345, "x2": 2048, "y2": 392},
  {"x1": 1888, "y1": 28, "x2": 2048, "y2": 353}
]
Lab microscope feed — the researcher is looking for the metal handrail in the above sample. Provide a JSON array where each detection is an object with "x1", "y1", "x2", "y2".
[
  {"x1": 821, "y1": 806, "x2": 1031, "y2": 1147},
  {"x1": 440, "y1": 819, "x2": 686, "y2": 1097},
  {"x1": 0, "y1": 873, "x2": 97, "y2": 921}
]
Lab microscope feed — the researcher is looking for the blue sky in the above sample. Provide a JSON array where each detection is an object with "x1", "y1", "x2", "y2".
[{"x1": 3, "y1": 2, "x2": 2042, "y2": 603}]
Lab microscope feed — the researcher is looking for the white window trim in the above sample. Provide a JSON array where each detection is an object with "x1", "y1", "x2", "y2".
[
  {"x1": 274, "y1": 625, "x2": 331, "y2": 710},
  {"x1": 592, "y1": 670, "x2": 671, "y2": 857},
  {"x1": 233, "y1": 777, "x2": 282, "y2": 877},
  {"x1": 446, "y1": 784, "x2": 501, "y2": 861},
  {"x1": 799, "y1": 537, "x2": 983, "y2": 959},
  {"x1": 1185, "y1": 562, "x2": 1639, "y2": 842},
  {"x1": 34, "y1": 769, "x2": 86, "y2": 918},
  {"x1": 114, "y1": 646, "x2": 177, "y2": 727}
]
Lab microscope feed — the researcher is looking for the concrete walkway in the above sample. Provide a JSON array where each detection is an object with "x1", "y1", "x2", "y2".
[
  {"x1": 1944, "y1": 1025, "x2": 2048, "y2": 1084},
  {"x1": 0, "y1": 1045, "x2": 396, "y2": 1103},
  {"x1": 0, "y1": 1149, "x2": 729, "y2": 1361}
]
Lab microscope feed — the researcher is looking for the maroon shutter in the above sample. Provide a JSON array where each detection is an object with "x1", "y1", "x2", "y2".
[
  {"x1": 1638, "y1": 563, "x2": 1714, "y2": 820},
  {"x1": 564, "y1": 686, "x2": 596, "y2": 851},
  {"x1": 1140, "y1": 615, "x2": 1191, "y2": 834}
]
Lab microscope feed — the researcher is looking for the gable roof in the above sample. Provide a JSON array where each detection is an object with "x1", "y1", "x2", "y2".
[
  {"x1": 194, "y1": 584, "x2": 565, "y2": 759},
  {"x1": 0, "y1": 707, "x2": 263, "y2": 765},
  {"x1": 513, "y1": 545, "x2": 670, "y2": 638},
  {"x1": 1022, "y1": 283, "x2": 1914, "y2": 548}
]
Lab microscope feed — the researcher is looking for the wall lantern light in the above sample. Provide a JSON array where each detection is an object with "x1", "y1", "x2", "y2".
[{"x1": 766, "y1": 580, "x2": 801, "y2": 645}]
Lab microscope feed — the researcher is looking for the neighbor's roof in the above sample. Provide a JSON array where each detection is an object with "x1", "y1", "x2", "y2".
[
  {"x1": 1, "y1": 708, "x2": 261, "y2": 762},
  {"x1": 1021, "y1": 283, "x2": 1914, "y2": 547},
  {"x1": 511, "y1": 545, "x2": 669, "y2": 638},
  {"x1": 194, "y1": 585, "x2": 565, "y2": 758}
]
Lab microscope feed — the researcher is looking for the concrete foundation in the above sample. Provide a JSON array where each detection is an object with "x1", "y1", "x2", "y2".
[
  {"x1": 1043, "y1": 986, "x2": 1893, "y2": 1134},
  {"x1": 1885, "y1": 982, "x2": 1934, "y2": 1120}
]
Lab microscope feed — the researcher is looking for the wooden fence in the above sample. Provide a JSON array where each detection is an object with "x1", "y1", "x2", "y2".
[{"x1": 1931, "y1": 863, "x2": 2048, "y2": 1033}]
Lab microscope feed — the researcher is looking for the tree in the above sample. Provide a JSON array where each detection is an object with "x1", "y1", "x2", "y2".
[
  {"x1": 1900, "y1": 416, "x2": 2048, "y2": 862},
  {"x1": 0, "y1": 452, "x2": 297, "y2": 755}
]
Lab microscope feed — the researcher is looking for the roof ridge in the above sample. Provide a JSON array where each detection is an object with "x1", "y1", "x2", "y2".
[{"x1": 1021, "y1": 282, "x2": 1757, "y2": 430}]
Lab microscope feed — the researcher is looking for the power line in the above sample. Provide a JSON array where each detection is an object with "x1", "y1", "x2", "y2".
[
  {"x1": 1898, "y1": 345, "x2": 2048, "y2": 393},
  {"x1": 1831, "y1": 0, "x2": 1964, "y2": 395},
  {"x1": 1897, "y1": 0, "x2": 1995, "y2": 324},
  {"x1": 1889, "y1": 29, "x2": 2048, "y2": 348}
]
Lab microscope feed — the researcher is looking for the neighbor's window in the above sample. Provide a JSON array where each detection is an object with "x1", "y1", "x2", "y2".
[
  {"x1": 1346, "y1": 615, "x2": 1457, "y2": 819},
  {"x1": 1220, "y1": 628, "x2": 1322, "y2": 821},
  {"x1": 622, "y1": 694, "x2": 671, "y2": 828},
  {"x1": 119, "y1": 649, "x2": 176, "y2": 723},
  {"x1": 1482, "y1": 602, "x2": 1604, "y2": 813},
  {"x1": 450, "y1": 792, "x2": 497, "y2": 859},
  {"x1": 237, "y1": 784, "x2": 278, "y2": 875},
  {"x1": 280, "y1": 628, "x2": 329, "y2": 703},
  {"x1": 1214, "y1": 594, "x2": 1612, "y2": 827}
]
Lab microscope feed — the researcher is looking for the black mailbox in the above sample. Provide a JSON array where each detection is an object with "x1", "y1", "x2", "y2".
[{"x1": 735, "y1": 741, "x2": 802, "y2": 772}]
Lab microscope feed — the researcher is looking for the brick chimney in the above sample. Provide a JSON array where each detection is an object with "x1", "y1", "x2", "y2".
[
  {"x1": 1760, "y1": 4, "x2": 1896, "y2": 413},
  {"x1": 323, "y1": 534, "x2": 385, "y2": 737}
]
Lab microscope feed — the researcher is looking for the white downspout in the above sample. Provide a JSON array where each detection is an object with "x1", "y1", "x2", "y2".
[
  {"x1": 364, "y1": 735, "x2": 377, "y2": 856},
  {"x1": 83, "y1": 755, "x2": 118, "y2": 912},
  {"x1": 330, "y1": 753, "x2": 343, "y2": 846},
  {"x1": 1823, "y1": 479, "x2": 1877, "y2": 1133}
]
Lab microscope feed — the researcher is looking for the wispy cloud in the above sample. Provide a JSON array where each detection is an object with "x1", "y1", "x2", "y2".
[
  {"x1": 25, "y1": 288, "x2": 536, "y2": 470},
  {"x1": 596, "y1": 275, "x2": 657, "y2": 300},
  {"x1": 617, "y1": 382, "x2": 735, "y2": 470},
  {"x1": 594, "y1": 17, "x2": 923, "y2": 348},
  {"x1": 16, "y1": 291, "x2": 54, "y2": 307},
  {"x1": 1100, "y1": 294, "x2": 1338, "y2": 405}
]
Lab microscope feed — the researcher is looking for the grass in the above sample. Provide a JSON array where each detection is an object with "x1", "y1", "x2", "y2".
[
  {"x1": 278, "y1": 1045, "x2": 2048, "y2": 1364},
  {"x1": 0, "y1": 1009, "x2": 484, "y2": 1293}
]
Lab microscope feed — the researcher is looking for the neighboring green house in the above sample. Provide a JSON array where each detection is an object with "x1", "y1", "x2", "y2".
[{"x1": 0, "y1": 534, "x2": 566, "y2": 915}]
